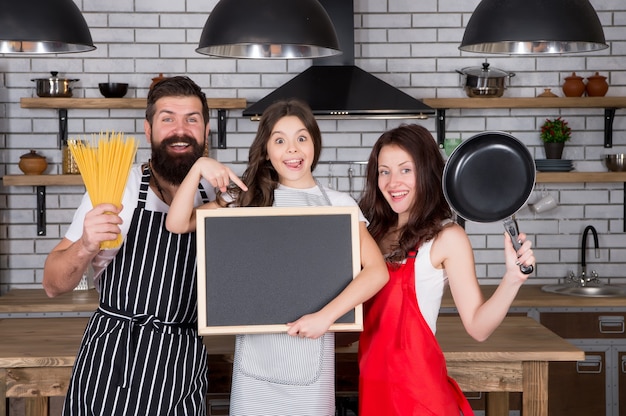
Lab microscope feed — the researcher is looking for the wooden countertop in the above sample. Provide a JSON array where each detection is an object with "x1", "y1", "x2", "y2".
[
  {"x1": 0, "y1": 289, "x2": 98, "y2": 313},
  {"x1": 3, "y1": 285, "x2": 626, "y2": 315},
  {"x1": 442, "y1": 284, "x2": 626, "y2": 308},
  {"x1": 0, "y1": 315, "x2": 582, "y2": 369}
]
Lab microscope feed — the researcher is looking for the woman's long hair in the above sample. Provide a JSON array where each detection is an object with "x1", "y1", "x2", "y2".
[
  {"x1": 359, "y1": 124, "x2": 453, "y2": 262},
  {"x1": 219, "y1": 99, "x2": 322, "y2": 207}
]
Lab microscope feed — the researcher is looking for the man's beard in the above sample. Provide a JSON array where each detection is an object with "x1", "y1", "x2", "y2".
[{"x1": 150, "y1": 135, "x2": 205, "y2": 185}]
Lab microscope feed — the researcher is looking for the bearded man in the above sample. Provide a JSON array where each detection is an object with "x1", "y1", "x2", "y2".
[{"x1": 43, "y1": 76, "x2": 242, "y2": 416}]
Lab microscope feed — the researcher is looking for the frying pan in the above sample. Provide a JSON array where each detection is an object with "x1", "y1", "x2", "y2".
[{"x1": 443, "y1": 131, "x2": 535, "y2": 274}]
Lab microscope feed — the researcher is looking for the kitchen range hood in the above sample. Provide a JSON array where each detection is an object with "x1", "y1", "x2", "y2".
[{"x1": 243, "y1": 0, "x2": 435, "y2": 119}]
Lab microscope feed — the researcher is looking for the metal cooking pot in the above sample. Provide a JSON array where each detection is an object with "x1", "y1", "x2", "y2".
[
  {"x1": 456, "y1": 62, "x2": 515, "y2": 98},
  {"x1": 31, "y1": 71, "x2": 79, "y2": 97},
  {"x1": 443, "y1": 131, "x2": 534, "y2": 274}
]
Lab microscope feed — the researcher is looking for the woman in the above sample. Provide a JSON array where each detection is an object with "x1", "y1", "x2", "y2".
[{"x1": 358, "y1": 124, "x2": 535, "y2": 416}]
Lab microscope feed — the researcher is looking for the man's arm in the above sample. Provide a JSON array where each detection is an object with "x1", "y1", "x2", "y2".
[{"x1": 43, "y1": 203, "x2": 122, "y2": 297}]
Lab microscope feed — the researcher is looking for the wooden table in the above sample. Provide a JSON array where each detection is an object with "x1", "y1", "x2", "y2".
[
  {"x1": 5, "y1": 283, "x2": 626, "y2": 314},
  {"x1": 0, "y1": 289, "x2": 98, "y2": 314},
  {"x1": 0, "y1": 315, "x2": 583, "y2": 416}
]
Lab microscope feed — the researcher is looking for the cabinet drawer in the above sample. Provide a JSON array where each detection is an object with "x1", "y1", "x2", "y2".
[
  {"x1": 617, "y1": 348, "x2": 626, "y2": 416},
  {"x1": 548, "y1": 351, "x2": 606, "y2": 416},
  {"x1": 540, "y1": 312, "x2": 626, "y2": 339}
]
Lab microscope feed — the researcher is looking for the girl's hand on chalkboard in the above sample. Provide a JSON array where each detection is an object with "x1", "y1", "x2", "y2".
[{"x1": 286, "y1": 312, "x2": 333, "y2": 340}]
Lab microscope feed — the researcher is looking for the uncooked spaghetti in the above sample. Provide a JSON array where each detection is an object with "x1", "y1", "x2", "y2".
[{"x1": 68, "y1": 131, "x2": 138, "y2": 249}]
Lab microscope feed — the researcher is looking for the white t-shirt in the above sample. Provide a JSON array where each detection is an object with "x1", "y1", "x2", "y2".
[{"x1": 65, "y1": 164, "x2": 216, "y2": 284}]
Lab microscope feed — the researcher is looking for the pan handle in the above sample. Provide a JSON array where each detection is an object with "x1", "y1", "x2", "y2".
[{"x1": 502, "y1": 217, "x2": 534, "y2": 275}]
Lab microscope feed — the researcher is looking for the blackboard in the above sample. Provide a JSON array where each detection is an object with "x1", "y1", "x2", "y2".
[{"x1": 196, "y1": 206, "x2": 362, "y2": 335}]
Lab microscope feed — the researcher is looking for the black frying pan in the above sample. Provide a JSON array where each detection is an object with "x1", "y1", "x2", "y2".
[{"x1": 443, "y1": 131, "x2": 535, "y2": 274}]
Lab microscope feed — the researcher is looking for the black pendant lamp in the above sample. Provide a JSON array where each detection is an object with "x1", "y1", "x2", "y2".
[
  {"x1": 196, "y1": 0, "x2": 341, "y2": 59},
  {"x1": 0, "y1": 0, "x2": 95, "y2": 54},
  {"x1": 460, "y1": 0, "x2": 608, "y2": 54}
]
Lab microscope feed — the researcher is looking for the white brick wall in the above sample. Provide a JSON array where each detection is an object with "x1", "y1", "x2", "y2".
[{"x1": 1, "y1": 0, "x2": 625, "y2": 292}]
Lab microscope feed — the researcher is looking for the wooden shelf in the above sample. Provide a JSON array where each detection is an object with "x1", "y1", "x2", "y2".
[
  {"x1": 32, "y1": 97, "x2": 626, "y2": 112},
  {"x1": 20, "y1": 96, "x2": 248, "y2": 150},
  {"x1": 536, "y1": 171, "x2": 626, "y2": 183},
  {"x1": 536, "y1": 170, "x2": 626, "y2": 233},
  {"x1": 4, "y1": 171, "x2": 625, "y2": 235},
  {"x1": 422, "y1": 97, "x2": 626, "y2": 109},
  {"x1": 2, "y1": 175, "x2": 86, "y2": 236},
  {"x1": 8, "y1": 97, "x2": 250, "y2": 234},
  {"x1": 4, "y1": 172, "x2": 626, "y2": 188},
  {"x1": 20, "y1": 97, "x2": 247, "y2": 110},
  {"x1": 3, "y1": 175, "x2": 83, "y2": 187},
  {"x1": 422, "y1": 96, "x2": 626, "y2": 148}
]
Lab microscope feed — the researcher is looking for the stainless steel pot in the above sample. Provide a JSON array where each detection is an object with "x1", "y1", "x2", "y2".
[
  {"x1": 31, "y1": 71, "x2": 79, "y2": 97},
  {"x1": 456, "y1": 62, "x2": 515, "y2": 98}
]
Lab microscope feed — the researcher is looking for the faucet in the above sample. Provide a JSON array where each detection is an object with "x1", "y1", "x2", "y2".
[{"x1": 579, "y1": 225, "x2": 600, "y2": 285}]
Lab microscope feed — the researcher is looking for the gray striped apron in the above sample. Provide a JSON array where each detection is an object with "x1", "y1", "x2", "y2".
[
  {"x1": 229, "y1": 181, "x2": 337, "y2": 416},
  {"x1": 63, "y1": 165, "x2": 209, "y2": 416}
]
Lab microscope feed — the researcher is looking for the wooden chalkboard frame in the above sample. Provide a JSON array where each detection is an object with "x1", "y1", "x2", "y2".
[{"x1": 196, "y1": 206, "x2": 362, "y2": 335}]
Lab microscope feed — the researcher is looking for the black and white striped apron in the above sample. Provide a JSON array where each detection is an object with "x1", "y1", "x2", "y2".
[{"x1": 63, "y1": 165, "x2": 209, "y2": 416}]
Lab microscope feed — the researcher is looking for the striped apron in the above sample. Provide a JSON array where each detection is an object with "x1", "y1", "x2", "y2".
[
  {"x1": 229, "y1": 181, "x2": 336, "y2": 416},
  {"x1": 63, "y1": 165, "x2": 209, "y2": 416}
]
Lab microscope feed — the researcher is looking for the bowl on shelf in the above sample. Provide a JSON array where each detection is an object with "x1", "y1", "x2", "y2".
[
  {"x1": 98, "y1": 82, "x2": 128, "y2": 98},
  {"x1": 604, "y1": 154, "x2": 626, "y2": 172}
]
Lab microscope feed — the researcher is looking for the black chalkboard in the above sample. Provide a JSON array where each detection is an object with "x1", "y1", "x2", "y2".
[{"x1": 196, "y1": 206, "x2": 362, "y2": 335}]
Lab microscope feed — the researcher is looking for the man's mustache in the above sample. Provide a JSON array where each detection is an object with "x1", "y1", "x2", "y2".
[{"x1": 160, "y1": 135, "x2": 196, "y2": 147}]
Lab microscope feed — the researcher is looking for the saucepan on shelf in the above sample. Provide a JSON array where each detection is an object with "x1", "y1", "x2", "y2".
[
  {"x1": 456, "y1": 61, "x2": 515, "y2": 98},
  {"x1": 604, "y1": 154, "x2": 626, "y2": 172},
  {"x1": 31, "y1": 71, "x2": 79, "y2": 97}
]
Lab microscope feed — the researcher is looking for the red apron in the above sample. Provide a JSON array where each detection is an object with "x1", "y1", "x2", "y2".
[{"x1": 358, "y1": 250, "x2": 474, "y2": 416}]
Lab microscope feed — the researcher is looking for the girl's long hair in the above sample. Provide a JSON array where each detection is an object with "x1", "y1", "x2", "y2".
[
  {"x1": 219, "y1": 99, "x2": 322, "y2": 207},
  {"x1": 359, "y1": 124, "x2": 453, "y2": 262}
]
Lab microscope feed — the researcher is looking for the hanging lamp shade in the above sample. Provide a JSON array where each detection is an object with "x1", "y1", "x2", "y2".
[
  {"x1": 196, "y1": 0, "x2": 341, "y2": 59},
  {"x1": 459, "y1": 0, "x2": 608, "y2": 54},
  {"x1": 0, "y1": 0, "x2": 95, "y2": 54}
]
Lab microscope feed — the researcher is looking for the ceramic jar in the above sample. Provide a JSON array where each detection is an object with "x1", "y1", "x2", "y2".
[
  {"x1": 18, "y1": 150, "x2": 48, "y2": 175},
  {"x1": 562, "y1": 72, "x2": 585, "y2": 97},
  {"x1": 538, "y1": 88, "x2": 557, "y2": 97},
  {"x1": 585, "y1": 72, "x2": 609, "y2": 97},
  {"x1": 150, "y1": 73, "x2": 167, "y2": 90}
]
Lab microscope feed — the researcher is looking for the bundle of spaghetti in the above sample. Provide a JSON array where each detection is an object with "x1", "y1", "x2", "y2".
[{"x1": 68, "y1": 131, "x2": 138, "y2": 249}]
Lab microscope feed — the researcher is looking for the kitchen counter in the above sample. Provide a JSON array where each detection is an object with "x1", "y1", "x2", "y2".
[
  {"x1": 0, "y1": 287, "x2": 601, "y2": 415},
  {"x1": 3, "y1": 284, "x2": 626, "y2": 315},
  {"x1": 0, "y1": 289, "x2": 98, "y2": 314},
  {"x1": 442, "y1": 284, "x2": 626, "y2": 308},
  {"x1": 0, "y1": 285, "x2": 620, "y2": 414},
  {"x1": 0, "y1": 315, "x2": 583, "y2": 416}
]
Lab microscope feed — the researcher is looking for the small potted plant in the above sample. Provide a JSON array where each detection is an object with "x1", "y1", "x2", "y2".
[{"x1": 540, "y1": 117, "x2": 571, "y2": 159}]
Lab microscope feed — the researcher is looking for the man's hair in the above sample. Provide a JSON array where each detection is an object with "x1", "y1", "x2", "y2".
[{"x1": 145, "y1": 76, "x2": 210, "y2": 125}]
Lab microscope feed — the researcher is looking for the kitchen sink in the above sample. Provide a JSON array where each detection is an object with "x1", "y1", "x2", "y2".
[{"x1": 541, "y1": 284, "x2": 626, "y2": 298}]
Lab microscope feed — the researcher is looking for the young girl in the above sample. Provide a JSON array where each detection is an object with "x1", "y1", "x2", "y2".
[
  {"x1": 167, "y1": 99, "x2": 388, "y2": 415},
  {"x1": 357, "y1": 124, "x2": 535, "y2": 416}
]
